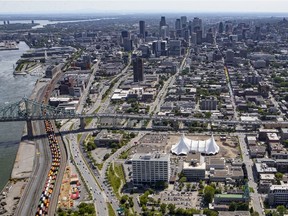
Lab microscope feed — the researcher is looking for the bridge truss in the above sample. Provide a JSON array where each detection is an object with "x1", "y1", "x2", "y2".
[{"x1": 0, "y1": 97, "x2": 77, "y2": 122}]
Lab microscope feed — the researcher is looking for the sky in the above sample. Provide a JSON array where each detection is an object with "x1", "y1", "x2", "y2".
[{"x1": 0, "y1": 0, "x2": 288, "y2": 14}]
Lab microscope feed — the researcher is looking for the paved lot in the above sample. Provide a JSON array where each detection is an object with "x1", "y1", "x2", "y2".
[
  {"x1": 91, "y1": 147, "x2": 112, "y2": 164},
  {"x1": 154, "y1": 190, "x2": 199, "y2": 209}
]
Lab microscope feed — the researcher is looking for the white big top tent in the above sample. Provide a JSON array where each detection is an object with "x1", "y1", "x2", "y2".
[{"x1": 171, "y1": 133, "x2": 220, "y2": 155}]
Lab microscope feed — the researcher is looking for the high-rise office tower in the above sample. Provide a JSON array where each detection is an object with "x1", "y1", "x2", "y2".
[
  {"x1": 160, "y1": 16, "x2": 166, "y2": 28},
  {"x1": 181, "y1": 16, "x2": 187, "y2": 28},
  {"x1": 121, "y1": 30, "x2": 130, "y2": 39},
  {"x1": 139, "y1": 20, "x2": 146, "y2": 39},
  {"x1": 123, "y1": 38, "x2": 133, "y2": 51},
  {"x1": 175, "y1": 19, "x2": 181, "y2": 31},
  {"x1": 219, "y1": 22, "x2": 224, "y2": 33},
  {"x1": 196, "y1": 30, "x2": 202, "y2": 44},
  {"x1": 169, "y1": 40, "x2": 181, "y2": 56},
  {"x1": 192, "y1": 17, "x2": 202, "y2": 32},
  {"x1": 159, "y1": 16, "x2": 167, "y2": 37},
  {"x1": 160, "y1": 41, "x2": 168, "y2": 56},
  {"x1": 206, "y1": 28, "x2": 214, "y2": 44},
  {"x1": 225, "y1": 49, "x2": 235, "y2": 64},
  {"x1": 133, "y1": 56, "x2": 144, "y2": 82},
  {"x1": 160, "y1": 25, "x2": 168, "y2": 39},
  {"x1": 184, "y1": 30, "x2": 190, "y2": 42}
]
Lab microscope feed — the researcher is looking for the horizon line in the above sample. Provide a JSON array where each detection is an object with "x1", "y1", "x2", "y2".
[{"x1": 1, "y1": 11, "x2": 288, "y2": 15}]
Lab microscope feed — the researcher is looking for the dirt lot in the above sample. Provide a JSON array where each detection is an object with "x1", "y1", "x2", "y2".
[
  {"x1": 167, "y1": 134, "x2": 239, "y2": 159},
  {"x1": 126, "y1": 133, "x2": 239, "y2": 160},
  {"x1": 0, "y1": 179, "x2": 27, "y2": 215}
]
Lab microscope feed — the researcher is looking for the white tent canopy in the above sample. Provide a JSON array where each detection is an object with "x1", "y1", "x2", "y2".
[{"x1": 171, "y1": 134, "x2": 219, "y2": 155}]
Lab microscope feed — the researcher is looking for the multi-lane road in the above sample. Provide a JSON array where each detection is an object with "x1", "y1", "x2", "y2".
[
  {"x1": 238, "y1": 134, "x2": 264, "y2": 216},
  {"x1": 66, "y1": 132, "x2": 108, "y2": 216},
  {"x1": 56, "y1": 58, "x2": 133, "y2": 215}
]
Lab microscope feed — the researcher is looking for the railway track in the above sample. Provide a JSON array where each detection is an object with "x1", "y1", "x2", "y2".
[
  {"x1": 16, "y1": 71, "x2": 68, "y2": 216},
  {"x1": 47, "y1": 121, "x2": 67, "y2": 216},
  {"x1": 15, "y1": 86, "x2": 52, "y2": 216}
]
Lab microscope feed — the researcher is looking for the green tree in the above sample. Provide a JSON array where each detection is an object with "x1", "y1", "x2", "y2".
[
  {"x1": 229, "y1": 202, "x2": 237, "y2": 211},
  {"x1": 204, "y1": 112, "x2": 212, "y2": 118},
  {"x1": 128, "y1": 196, "x2": 134, "y2": 208},
  {"x1": 251, "y1": 212, "x2": 260, "y2": 216},
  {"x1": 274, "y1": 77, "x2": 285, "y2": 83},
  {"x1": 175, "y1": 207, "x2": 185, "y2": 215},
  {"x1": 139, "y1": 195, "x2": 148, "y2": 206},
  {"x1": 130, "y1": 132, "x2": 136, "y2": 138},
  {"x1": 277, "y1": 205, "x2": 287, "y2": 216},
  {"x1": 167, "y1": 203, "x2": 176, "y2": 214},
  {"x1": 204, "y1": 185, "x2": 216, "y2": 203},
  {"x1": 160, "y1": 203, "x2": 167, "y2": 214},
  {"x1": 283, "y1": 140, "x2": 288, "y2": 147},
  {"x1": 87, "y1": 141, "x2": 96, "y2": 151},
  {"x1": 179, "y1": 176, "x2": 187, "y2": 183},
  {"x1": 203, "y1": 209, "x2": 219, "y2": 216},
  {"x1": 120, "y1": 195, "x2": 129, "y2": 204},
  {"x1": 186, "y1": 183, "x2": 191, "y2": 191},
  {"x1": 275, "y1": 172, "x2": 284, "y2": 184},
  {"x1": 103, "y1": 153, "x2": 110, "y2": 160}
]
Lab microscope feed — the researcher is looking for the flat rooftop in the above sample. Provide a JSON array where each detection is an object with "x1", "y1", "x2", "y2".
[
  {"x1": 132, "y1": 153, "x2": 170, "y2": 162},
  {"x1": 215, "y1": 194, "x2": 243, "y2": 199}
]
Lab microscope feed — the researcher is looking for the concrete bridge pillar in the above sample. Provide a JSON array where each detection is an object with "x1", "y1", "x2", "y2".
[
  {"x1": 80, "y1": 117, "x2": 86, "y2": 130},
  {"x1": 26, "y1": 119, "x2": 33, "y2": 139}
]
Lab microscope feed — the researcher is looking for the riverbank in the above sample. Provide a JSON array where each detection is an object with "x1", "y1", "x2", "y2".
[
  {"x1": 0, "y1": 77, "x2": 48, "y2": 215},
  {"x1": 0, "y1": 121, "x2": 36, "y2": 215},
  {"x1": 0, "y1": 41, "x2": 36, "y2": 191}
]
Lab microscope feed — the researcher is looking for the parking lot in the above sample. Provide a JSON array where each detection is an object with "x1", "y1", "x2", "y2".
[{"x1": 153, "y1": 190, "x2": 200, "y2": 209}]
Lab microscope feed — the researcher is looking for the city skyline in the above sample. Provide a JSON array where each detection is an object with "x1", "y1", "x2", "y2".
[{"x1": 0, "y1": 0, "x2": 288, "y2": 14}]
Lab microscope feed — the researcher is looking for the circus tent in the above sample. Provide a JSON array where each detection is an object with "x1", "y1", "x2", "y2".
[{"x1": 171, "y1": 134, "x2": 220, "y2": 155}]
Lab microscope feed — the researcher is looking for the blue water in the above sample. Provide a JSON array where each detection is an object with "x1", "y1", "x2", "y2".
[{"x1": 0, "y1": 42, "x2": 38, "y2": 191}]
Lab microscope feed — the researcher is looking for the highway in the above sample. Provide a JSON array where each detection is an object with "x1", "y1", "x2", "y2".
[
  {"x1": 100, "y1": 132, "x2": 145, "y2": 177},
  {"x1": 66, "y1": 133, "x2": 108, "y2": 216},
  {"x1": 54, "y1": 58, "x2": 134, "y2": 215},
  {"x1": 3, "y1": 102, "x2": 288, "y2": 129},
  {"x1": 3, "y1": 102, "x2": 288, "y2": 127}
]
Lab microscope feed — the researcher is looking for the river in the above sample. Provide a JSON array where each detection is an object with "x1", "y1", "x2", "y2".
[
  {"x1": 0, "y1": 18, "x2": 116, "y2": 29},
  {"x1": 0, "y1": 42, "x2": 38, "y2": 191}
]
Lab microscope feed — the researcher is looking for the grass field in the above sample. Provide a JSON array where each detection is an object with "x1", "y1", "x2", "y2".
[{"x1": 107, "y1": 202, "x2": 116, "y2": 216}]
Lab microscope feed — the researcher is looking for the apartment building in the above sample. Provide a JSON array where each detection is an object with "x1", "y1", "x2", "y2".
[
  {"x1": 268, "y1": 184, "x2": 288, "y2": 206},
  {"x1": 131, "y1": 153, "x2": 170, "y2": 185}
]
